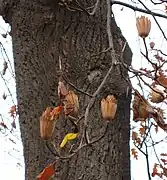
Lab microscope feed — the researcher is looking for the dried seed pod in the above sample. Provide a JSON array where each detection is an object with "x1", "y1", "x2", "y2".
[
  {"x1": 40, "y1": 106, "x2": 61, "y2": 140},
  {"x1": 101, "y1": 95, "x2": 117, "y2": 121},
  {"x1": 64, "y1": 91, "x2": 79, "y2": 117},
  {"x1": 136, "y1": 16, "x2": 151, "y2": 38},
  {"x1": 150, "y1": 88, "x2": 165, "y2": 103},
  {"x1": 133, "y1": 91, "x2": 150, "y2": 122}
]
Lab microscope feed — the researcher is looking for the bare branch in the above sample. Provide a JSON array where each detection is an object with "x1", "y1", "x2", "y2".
[
  {"x1": 144, "y1": 142, "x2": 152, "y2": 180},
  {"x1": 62, "y1": 75, "x2": 93, "y2": 97},
  {"x1": 150, "y1": 0, "x2": 167, "y2": 5},
  {"x1": 111, "y1": 0, "x2": 167, "y2": 19}
]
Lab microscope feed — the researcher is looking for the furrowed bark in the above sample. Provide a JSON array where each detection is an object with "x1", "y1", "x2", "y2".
[{"x1": 2, "y1": 0, "x2": 132, "y2": 179}]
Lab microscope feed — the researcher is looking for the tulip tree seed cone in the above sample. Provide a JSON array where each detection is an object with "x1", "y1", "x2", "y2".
[
  {"x1": 64, "y1": 91, "x2": 79, "y2": 117},
  {"x1": 101, "y1": 95, "x2": 117, "y2": 121},
  {"x1": 136, "y1": 16, "x2": 151, "y2": 38},
  {"x1": 40, "y1": 107, "x2": 56, "y2": 140},
  {"x1": 133, "y1": 91, "x2": 149, "y2": 122},
  {"x1": 150, "y1": 88, "x2": 165, "y2": 103}
]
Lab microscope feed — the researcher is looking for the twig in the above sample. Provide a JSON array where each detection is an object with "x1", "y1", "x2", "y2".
[
  {"x1": 141, "y1": 51, "x2": 157, "y2": 67},
  {"x1": 45, "y1": 141, "x2": 60, "y2": 157},
  {"x1": 150, "y1": 132, "x2": 167, "y2": 177},
  {"x1": 143, "y1": 38, "x2": 148, "y2": 58},
  {"x1": 144, "y1": 142, "x2": 152, "y2": 180},
  {"x1": 90, "y1": 46, "x2": 112, "y2": 58},
  {"x1": 0, "y1": 42, "x2": 15, "y2": 77},
  {"x1": 111, "y1": 0, "x2": 167, "y2": 19},
  {"x1": 150, "y1": 0, "x2": 167, "y2": 5},
  {"x1": 0, "y1": 71, "x2": 15, "y2": 105},
  {"x1": 153, "y1": 48, "x2": 167, "y2": 57},
  {"x1": 62, "y1": 75, "x2": 93, "y2": 97},
  {"x1": 140, "y1": 123, "x2": 153, "y2": 149}
]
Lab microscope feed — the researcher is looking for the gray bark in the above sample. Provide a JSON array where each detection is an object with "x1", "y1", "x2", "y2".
[{"x1": 1, "y1": 0, "x2": 132, "y2": 179}]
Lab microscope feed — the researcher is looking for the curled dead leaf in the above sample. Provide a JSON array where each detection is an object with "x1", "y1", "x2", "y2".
[
  {"x1": 131, "y1": 148, "x2": 138, "y2": 160},
  {"x1": 136, "y1": 16, "x2": 151, "y2": 38},
  {"x1": 9, "y1": 105, "x2": 16, "y2": 118},
  {"x1": 132, "y1": 131, "x2": 138, "y2": 141},
  {"x1": 101, "y1": 95, "x2": 117, "y2": 121},
  {"x1": 36, "y1": 161, "x2": 56, "y2": 180},
  {"x1": 150, "y1": 88, "x2": 165, "y2": 103},
  {"x1": 60, "y1": 133, "x2": 78, "y2": 148},
  {"x1": 139, "y1": 127, "x2": 146, "y2": 136},
  {"x1": 152, "y1": 163, "x2": 163, "y2": 178},
  {"x1": 50, "y1": 106, "x2": 63, "y2": 120}
]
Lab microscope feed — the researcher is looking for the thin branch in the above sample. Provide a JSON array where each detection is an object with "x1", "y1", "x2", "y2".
[
  {"x1": 90, "y1": 46, "x2": 112, "y2": 58},
  {"x1": 143, "y1": 38, "x2": 148, "y2": 58},
  {"x1": 62, "y1": 75, "x2": 93, "y2": 97},
  {"x1": 152, "y1": 48, "x2": 167, "y2": 57},
  {"x1": 0, "y1": 71, "x2": 15, "y2": 105},
  {"x1": 144, "y1": 142, "x2": 152, "y2": 180},
  {"x1": 140, "y1": 122, "x2": 153, "y2": 149},
  {"x1": 150, "y1": 0, "x2": 167, "y2": 5},
  {"x1": 150, "y1": 133, "x2": 167, "y2": 177},
  {"x1": 111, "y1": 0, "x2": 167, "y2": 19},
  {"x1": 0, "y1": 42, "x2": 15, "y2": 76}
]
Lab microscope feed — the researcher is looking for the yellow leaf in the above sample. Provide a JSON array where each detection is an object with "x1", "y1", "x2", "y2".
[{"x1": 60, "y1": 133, "x2": 78, "y2": 148}]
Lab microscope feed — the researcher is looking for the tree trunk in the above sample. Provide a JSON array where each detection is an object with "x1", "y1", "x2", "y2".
[{"x1": 1, "y1": 0, "x2": 132, "y2": 179}]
